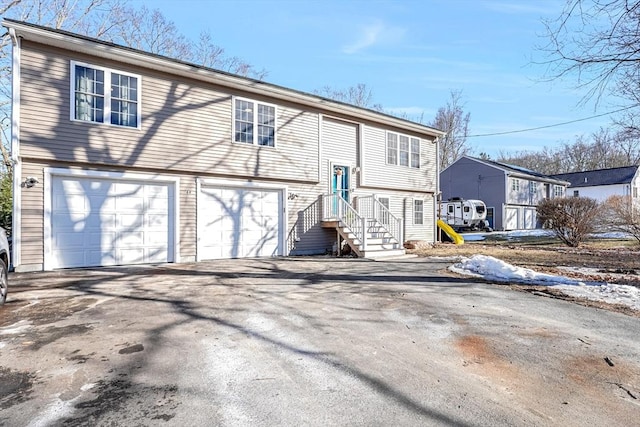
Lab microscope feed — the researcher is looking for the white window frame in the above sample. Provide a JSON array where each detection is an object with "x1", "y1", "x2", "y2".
[
  {"x1": 376, "y1": 195, "x2": 391, "y2": 225},
  {"x1": 511, "y1": 178, "x2": 520, "y2": 191},
  {"x1": 554, "y1": 185, "x2": 565, "y2": 197},
  {"x1": 386, "y1": 131, "x2": 420, "y2": 168},
  {"x1": 70, "y1": 60, "x2": 141, "y2": 129},
  {"x1": 413, "y1": 199, "x2": 424, "y2": 225},
  {"x1": 232, "y1": 97, "x2": 277, "y2": 147}
]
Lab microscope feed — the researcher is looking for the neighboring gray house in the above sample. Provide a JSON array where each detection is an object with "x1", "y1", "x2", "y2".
[
  {"x1": 440, "y1": 156, "x2": 569, "y2": 231},
  {"x1": 5, "y1": 19, "x2": 444, "y2": 272},
  {"x1": 551, "y1": 166, "x2": 640, "y2": 203}
]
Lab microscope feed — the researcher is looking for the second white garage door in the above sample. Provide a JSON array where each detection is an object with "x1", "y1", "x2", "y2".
[{"x1": 198, "y1": 185, "x2": 283, "y2": 260}]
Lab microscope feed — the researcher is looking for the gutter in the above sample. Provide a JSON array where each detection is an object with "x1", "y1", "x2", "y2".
[{"x1": 434, "y1": 135, "x2": 442, "y2": 242}]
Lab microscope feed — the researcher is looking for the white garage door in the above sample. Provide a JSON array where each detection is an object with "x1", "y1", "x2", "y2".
[
  {"x1": 50, "y1": 175, "x2": 174, "y2": 269},
  {"x1": 198, "y1": 185, "x2": 283, "y2": 260},
  {"x1": 504, "y1": 207, "x2": 519, "y2": 230},
  {"x1": 524, "y1": 208, "x2": 537, "y2": 229}
]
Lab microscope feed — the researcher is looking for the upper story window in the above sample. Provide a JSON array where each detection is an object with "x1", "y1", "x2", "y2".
[
  {"x1": 529, "y1": 181, "x2": 537, "y2": 194},
  {"x1": 511, "y1": 178, "x2": 520, "y2": 192},
  {"x1": 554, "y1": 185, "x2": 565, "y2": 197},
  {"x1": 233, "y1": 98, "x2": 276, "y2": 147},
  {"x1": 387, "y1": 132, "x2": 420, "y2": 168},
  {"x1": 71, "y1": 61, "x2": 140, "y2": 128},
  {"x1": 413, "y1": 199, "x2": 424, "y2": 225}
]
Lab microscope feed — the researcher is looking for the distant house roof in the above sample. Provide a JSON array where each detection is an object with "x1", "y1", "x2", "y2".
[
  {"x1": 550, "y1": 165, "x2": 639, "y2": 188},
  {"x1": 458, "y1": 156, "x2": 569, "y2": 185}
]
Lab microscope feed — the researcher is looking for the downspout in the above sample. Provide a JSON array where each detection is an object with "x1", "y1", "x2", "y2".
[
  {"x1": 434, "y1": 135, "x2": 442, "y2": 243},
  {"x1": 9, "y1": 27, "x2": 21, "y2": 270},
  {"x1": 503, "y1": 171, "x2": 509, "y2": 231}
]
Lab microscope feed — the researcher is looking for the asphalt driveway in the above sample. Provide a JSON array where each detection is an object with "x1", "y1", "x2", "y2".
[{"x1": 1, "y1": 257, "x2": 639, "y2": 426}]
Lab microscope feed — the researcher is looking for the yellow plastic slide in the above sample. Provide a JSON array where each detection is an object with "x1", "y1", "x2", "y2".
[{"x1": 437, "y1": 219, "x2": 464, "y2": 245}]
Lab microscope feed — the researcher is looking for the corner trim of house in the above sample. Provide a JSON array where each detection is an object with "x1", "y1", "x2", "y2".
[{"x1": 10, "y1": 28, "x2": 21, "y2": 270}]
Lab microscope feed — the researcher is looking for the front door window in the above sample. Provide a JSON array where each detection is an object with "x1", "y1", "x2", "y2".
[{"x1": 332, "y1": 165, "x2": 350, "y2": 201}]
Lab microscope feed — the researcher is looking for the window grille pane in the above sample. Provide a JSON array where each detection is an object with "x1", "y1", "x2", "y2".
[
  {"x1": 75, "y1": 65, "x2": 104, "y2": 123},
  {"x1": 387, "y1": 133, "x2": 398, "y2": 164},
  {"x1": 399, "y1": 135, "x2": 409, "y2": 166},
  {"x1": 410, "y1": 138, "x2": 420, "y2": 168},
  {"x1": 110, "y1": 72, "x2": 138, "y2": 127},
  {"x1": 257, "y1": 104, "x2": 275, "y2": 146},
  {"x1": 414, "y1": 200, "x2": 424, "y2": 224},
  {"x1": 235, "y1": 100, "x2": 254, "y2": 143}
]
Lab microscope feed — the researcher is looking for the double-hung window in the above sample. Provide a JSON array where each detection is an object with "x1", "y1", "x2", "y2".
[
  {"x1": 387, "y1": 133, "x2": 398, "y2": 165},
  {"x1": 387, "y1": 131, "x2": 420, "y2": 168},
  {"x1": 554, "y1": 185, "x2": 565, "y2": 197},
  {"x1": 71, "y1": 61, "x2": 140, "y2": 128},
  {"x1": 511, "y1": 178, "x2": 520, "y2": 192},
  {"x1": 234, "y1": 98, "x2": 276, "y2": 147},
  {"x1": 413, "y1": 199, "x2": 424, "y2": 225}
]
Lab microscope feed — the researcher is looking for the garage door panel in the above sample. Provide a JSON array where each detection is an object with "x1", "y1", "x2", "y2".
[
  {"x1": 146, "y1": 231, "x2": 169, "y2": 246},
  {"x1": 119, "y1": 248, "x2": 144, "y2": 264},
  {"x1": 57, "y1": 194, "x2": 87, "y2": 212},
  {"x1": 116, "y1": 196, "x2": 144, "y2": 211},
  {"x1": 87, "y1": 195, "x2": 116, "y2": 211},
  {"x1": 90, "y1": 214, "x2": 116, "y2": 229},
  {"x1": 199, "y1": 186, "x2": 282, "y2": 260},
  {"x1": 49, "y1": 175, "x2": 174, "y2": 269},
  {"x1": 148, "y1": 214, "x2": 168, "y2": 228}
]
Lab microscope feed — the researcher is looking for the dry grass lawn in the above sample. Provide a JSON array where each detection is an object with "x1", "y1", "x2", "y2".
[{"x1": 411, "y1": 235, "x2": 640, "y2": 317}]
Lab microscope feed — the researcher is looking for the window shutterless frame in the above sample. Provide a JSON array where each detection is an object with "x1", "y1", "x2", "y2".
[
  {"x1": 413, "y1": 198, "x2": 424, "y2": 225},
  {"x1": 70, "y1": 60, "x2": 142, "y2": 129},
  {"x1": 232, "y1": 96, "x2": 277, "y2": 147},
  {"x1": 386, "y1": 131, "x2": 420, "y2": 168}
]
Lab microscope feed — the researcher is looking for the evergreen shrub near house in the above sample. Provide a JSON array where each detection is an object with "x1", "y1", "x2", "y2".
[
  {"x1": 0, "y1": 172, "x2": 11, "y2": 236},
  {"x1": 537, "y1": 197, "x2": 600, "y2": 247}
]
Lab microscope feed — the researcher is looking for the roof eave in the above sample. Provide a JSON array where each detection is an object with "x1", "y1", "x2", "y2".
[{"x1": 4, "y1": 19, "x2": 445, "y2": 139}]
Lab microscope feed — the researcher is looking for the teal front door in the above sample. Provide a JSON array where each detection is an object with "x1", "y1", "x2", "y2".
[{"x1": 331, "y1": 165, "x2": 350, "y2": 202}]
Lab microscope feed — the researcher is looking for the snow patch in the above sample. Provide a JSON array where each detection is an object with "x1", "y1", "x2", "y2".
[
  {"x1": 449, "y1": 254, "x2": 639, "y2": 312},
  {"x1": 0, "y1": 320, "x2": 32, "y2": 335}
]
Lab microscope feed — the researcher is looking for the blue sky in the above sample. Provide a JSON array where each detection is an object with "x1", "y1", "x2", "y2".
[{"x1": 133, "y1": 0, "x2": 619, "y2": 158}]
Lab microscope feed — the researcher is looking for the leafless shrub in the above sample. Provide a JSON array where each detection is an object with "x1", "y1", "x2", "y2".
[
  {"x1": 537, "y1": 197, "x2": 601, "y2": 247},
  {"x1": 600, "y1": 195, "x2": 640, "y2": 244}
]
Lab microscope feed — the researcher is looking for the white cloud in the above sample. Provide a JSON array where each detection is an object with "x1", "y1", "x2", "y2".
[{"x1": 342, "y1": 20, "x2": 405, "y2": 54}]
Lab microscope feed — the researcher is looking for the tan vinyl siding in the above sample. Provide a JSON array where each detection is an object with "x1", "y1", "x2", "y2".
[
  {"x1": 320, "y1": 117, "x2": 358, "y2": 190},
  {"x1": 404, "y1": 193, "x2": 435, "y2": 242},
  {"x1": 286, "y1": 186, "x2": 334, "y2": 255},
  {"x1": 180, "y1": 177, "x2": 196, "y2": 262},
  {"x1": 361, "y1": 124, "x2": 437, "y2": 192},
  {"x1": 19, "y1": 162, "x2": 46, "y2": 266},
  {"x1": 19, "y1": 41, "x2": 319, "y2": 183}
]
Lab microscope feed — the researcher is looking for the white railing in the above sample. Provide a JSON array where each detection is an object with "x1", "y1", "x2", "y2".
[
  {"x1": 322, "y1": 194, "x2": 367, "y2": 250},
  {"x1": 355, "y1": 195, "x2": 403, "y2": 246}
]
